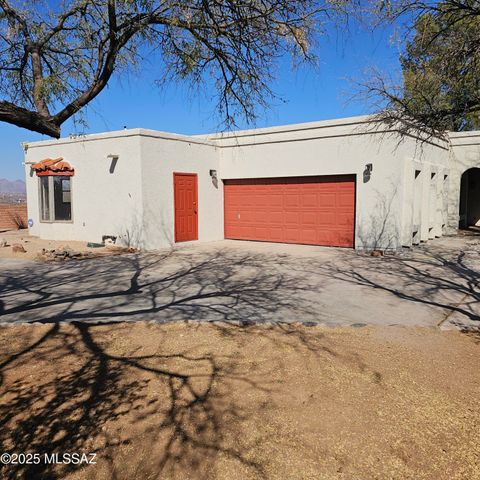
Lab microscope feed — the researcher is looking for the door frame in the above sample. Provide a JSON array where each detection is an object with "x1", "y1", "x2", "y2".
[{"x1": 173, "y1": 172, "x2": 198, "y2": 243}]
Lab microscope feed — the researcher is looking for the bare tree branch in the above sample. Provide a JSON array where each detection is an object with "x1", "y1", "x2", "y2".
[
  {"x1": 358, "y1": 0, "x2": 480, "y2": 137},
  {"x1": 0, "y1": 0, "x2": 338, "y2": 137}
]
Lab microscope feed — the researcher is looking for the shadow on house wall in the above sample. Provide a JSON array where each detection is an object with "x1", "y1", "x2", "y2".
[
  {"x1": 116, "y1": 204, "x2": 177, "y2": 251},
  {"x1": 356, "y1": 182, "x2": 399, "y2": 251},
  {"x1": 115, "y1": 208, "x2": 149, "y2": 250}
]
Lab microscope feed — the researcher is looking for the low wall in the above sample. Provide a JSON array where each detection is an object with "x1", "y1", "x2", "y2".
[{"x1": 0, "y1": 204, "x2": 28, "y2": 230}]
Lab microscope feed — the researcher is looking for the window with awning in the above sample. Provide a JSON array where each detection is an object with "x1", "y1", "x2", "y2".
[{"x1": 33, "y1": 158, "x2": 74, "y2": 222}]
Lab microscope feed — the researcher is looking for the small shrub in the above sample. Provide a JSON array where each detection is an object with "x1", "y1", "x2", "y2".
[{"x1": 9, "y1": 211, "x2": 27, "y2": 230}]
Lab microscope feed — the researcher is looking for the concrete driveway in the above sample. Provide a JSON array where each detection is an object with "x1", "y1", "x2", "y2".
[{"x1": 0, "y1": 236, "x2": 479, "y2": 330}]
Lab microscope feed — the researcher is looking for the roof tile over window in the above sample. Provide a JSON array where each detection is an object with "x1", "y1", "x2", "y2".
[{"x1": 32, "y1": 158, "x2": 75, "y2": 176}]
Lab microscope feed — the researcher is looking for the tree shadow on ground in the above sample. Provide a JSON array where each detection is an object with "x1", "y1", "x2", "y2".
[
  {"x1": 0, "y1": 250, "x2": 334, "y2": 479},
  {"x1": 305, "y1": 244, "x2": 480, "y2": 326},
  {"x1": 0, "y1": 249, "x2": 320, "y2": 324},
  {"x1": 1, "y1": 240, "x2": 478, "y2": 327},
  {"x1": 0, "y1": 321, "x2": 378, "y2": 479},
  {"x1": 0, "y1": 242, "x2": 476, "y2": 478},
  {"x1": 0, "y1": 321, "x2": 264, "y2": 479}
]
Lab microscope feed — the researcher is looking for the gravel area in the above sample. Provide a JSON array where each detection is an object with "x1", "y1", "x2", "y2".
[
  {"x1": 0, "y1": 322, "x2": 478, "y2": 480},
  {"x1": 0, "y1": 229, "x2": 115, "y2": 261}
]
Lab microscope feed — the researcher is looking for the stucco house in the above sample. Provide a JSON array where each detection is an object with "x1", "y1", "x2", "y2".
[{"x1": 22, "y1": 115, "x2": 480, "y2": 251}]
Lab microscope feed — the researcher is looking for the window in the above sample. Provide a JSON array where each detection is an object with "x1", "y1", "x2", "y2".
[
  {"x1": 39, "y1": 176, "x2": 72, "y2": 221},
  {"x1": 39, "y1": 177, "x2": 50, "y2": 221}
]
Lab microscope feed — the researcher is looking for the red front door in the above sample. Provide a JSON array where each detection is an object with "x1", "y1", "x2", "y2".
[{"x1": 174, "y1": 173, "x2": 198, "y2": 242}]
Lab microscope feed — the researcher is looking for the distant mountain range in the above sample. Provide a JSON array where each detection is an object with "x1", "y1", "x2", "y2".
[{"x1": 0, "y1": 178, "x2": 26, "y2": 194}]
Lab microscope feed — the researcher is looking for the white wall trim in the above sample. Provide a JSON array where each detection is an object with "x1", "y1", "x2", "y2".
[
  {"x1": 23, "y1": 128, "x2": 218, "y2": 150},
  {"x1": 23, "y1": 115, "x2": 456, "y2": 151}
]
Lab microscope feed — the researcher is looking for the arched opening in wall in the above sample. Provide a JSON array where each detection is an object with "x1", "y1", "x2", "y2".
[{"x1": 459, "y1": 167, "x2": 480, "y2": 231}]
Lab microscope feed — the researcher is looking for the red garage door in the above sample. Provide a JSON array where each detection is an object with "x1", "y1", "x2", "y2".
[{"x1": 224, "y1": 175, "x2": 355, "y2": 247}]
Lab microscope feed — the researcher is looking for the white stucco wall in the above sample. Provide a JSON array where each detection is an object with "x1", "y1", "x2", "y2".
[
  {"x1": 22, "y1": 116, "x2": 454, "y2": 252},
  {"x1": 139, "y1": 131, "x2": 222, "y2": 250},
  {"x1": 211, "y1": 117, "x2": 450, "y2": 250},
  {"x1": 448, "y1": 131, "x2": 480, "y2": 231},
  {"x1": 24, "y1": 131, "x2": 143, "y2": 245},
  {"x1": 399, "y1": 148, "x2": 451, "y2": 245}
]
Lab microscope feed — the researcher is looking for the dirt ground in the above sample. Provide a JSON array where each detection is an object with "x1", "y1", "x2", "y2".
[
  {"x1": 0, "y1": 322, "x2": 478, "y2": 480},
  {"x1": 0, "y1": 229, "x2": 119, "y2": 260}
]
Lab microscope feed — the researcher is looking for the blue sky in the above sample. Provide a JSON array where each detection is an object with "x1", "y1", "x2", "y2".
[{"x1": 0, "y1": 22, "x2": 400, "y2": 181}]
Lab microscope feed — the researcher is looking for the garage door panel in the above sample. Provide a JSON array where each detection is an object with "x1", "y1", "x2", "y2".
[
  {"x1": 254, "y1": 195, "x2": 266, "y2": 207},
  {"x1": 300, "y1": 229, "x2": 317, "y2": 243},
  {"x1": 335, "y1": 232, "x2": 354, "y2": 247},
  {"x1": 301, "y1": 212, "x2": 317, "y2": 225},
  {"x1": 318, "y1": 193, "x2": 336, "y2": 207},
  {"x1": 301, "y1": 193, "x2": 318, "y2": 207},
  {"x1": 317, "y1": 211, "x2": 335, "y2": 225},
  {"x1": 268, "y1": 211, "x2": 284, "y2": 224},
  {"x1": 224, "y1": 175, "x2": 355, "y2": 247},
  {"x1": 229, "y1": 195, "x2": 245, "y2": 207},
  {"x1": 268, "y1": 195, "x2": 284, "y2": 207},
  {"x1": 285, "y1": 211, "x2": 300, "y2": 225},
  {"x1": 268, "y1": 227, "x2": 284, "y2": 241},
  {"x1": 285, "y1": 194, "x2": 300, "y2": 207},
  {"x1": 317, "y1": 232, "x2": 334, "y2": 244},
  {"x1": 225, "y1": 210, "x2": 239, "y2": 222},
  {"x1": 251, "y1": 212, "x2": 266, "y2": 223},
  {"x1": 339, "y1": 192, "x2": 355, "y2": 207},
  {"x1": 240, "y1": 197, "x2": 254, "y2": 208},
  {"x1": 254, "y1": 227, "x2": 268, "y2": 238},
  {"x1": 337, "y1": 213, "x2": 355, "y2": 226},
  {"x1": 285, "y1": 228, "x2": 301, "y2": 242}
]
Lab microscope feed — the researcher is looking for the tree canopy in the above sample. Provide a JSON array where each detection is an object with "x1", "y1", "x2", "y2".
[
  {"x1": 0, "y1": 0, "x2": 336, "y2": 138},
  {"x1": 365, "y1": 0, "x2": 480, "y2": 136}
]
